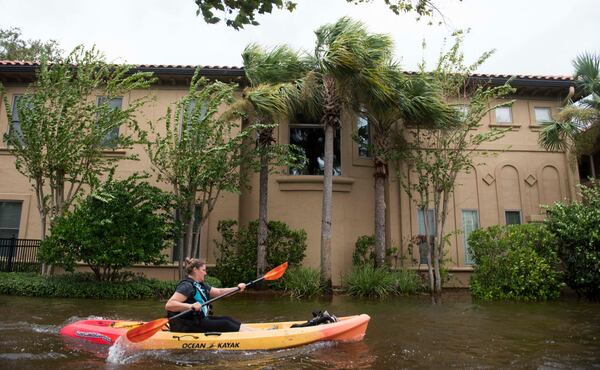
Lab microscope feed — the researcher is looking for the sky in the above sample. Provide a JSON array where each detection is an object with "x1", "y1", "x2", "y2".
[{"x1": 1, "y1": 0, "x2": 598, "y2": 76}]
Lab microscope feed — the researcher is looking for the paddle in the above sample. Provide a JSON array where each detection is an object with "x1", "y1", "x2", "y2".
[{"x1": 126, "y1": 262, "x2": 288, "y2": 343}]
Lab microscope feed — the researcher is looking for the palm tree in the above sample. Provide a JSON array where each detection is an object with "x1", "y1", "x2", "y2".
[
  {"x1": 539, "y1": 52, "x2": 600, "y2": 154},
  {"x1": 355, "y1": 63, "x2": 457, "y2": 267},
  {"x1": 239, "y1": 44, "x2": 307, "y2": 280},
  {"x1": 299, "y1": 17, "x2": 396, "y2": 289}
]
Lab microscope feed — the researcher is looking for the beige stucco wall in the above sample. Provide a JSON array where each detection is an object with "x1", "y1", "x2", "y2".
[{"x1": 0, "y1": 83, "x2": 576, "y2": 286}]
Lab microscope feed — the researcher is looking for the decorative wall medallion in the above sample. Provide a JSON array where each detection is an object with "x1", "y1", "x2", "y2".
[
  {"x1": 482, "y1": 173, "x2": 495, "y2": 185},
  {"x1": 525, "y1": 174, "x2": 537, "y2": 186}
]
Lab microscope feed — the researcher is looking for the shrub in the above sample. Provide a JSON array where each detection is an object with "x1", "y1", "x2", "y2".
[
  {"x1": 213, "y1": 219, "x2": 307, "y2": 286},
  {"x1": 468, "y1": 224, "x2": 563, "y2": 301},
  {"x1": 38, "y1": 176, "x2": 175, "y2": 281},
  {"x1": 352, "y1": 234, "x2": 400, "y2": 268},
  {"x1": 352, "y1": 235, "x2": 376, "y2": 267},
  {"x1": 545, "y1": 180, "x2": 600, "y2": 300},
  {"x1": 278, "y1": 266, "x2": 323, "y2": 299},
  {"x1": 0, "y1": 272, "x2": 221, "y2": 299},
  {"x1": 393, "y1": 269, "x2": 423, "y2": 295},
  {"x1": 342, "y1": 265, "x2": 422, "y2": 298}
]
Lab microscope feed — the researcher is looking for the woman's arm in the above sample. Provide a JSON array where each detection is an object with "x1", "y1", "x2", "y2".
[
  {"x1": 209, "y1": 283, "x2": 246, "y2": 299},
  {"x1": 165, "y1": 292, "x2": 201, "y2": 312}
]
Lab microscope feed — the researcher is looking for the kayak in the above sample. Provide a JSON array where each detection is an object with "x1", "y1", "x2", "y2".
[{"x1": 60, "y1": 314, "x2": 370, "y2": 351}]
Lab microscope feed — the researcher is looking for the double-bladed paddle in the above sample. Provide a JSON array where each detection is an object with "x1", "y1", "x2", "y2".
[{"x1": 126, "y1": 262, "x2": 288, "y2": 343}]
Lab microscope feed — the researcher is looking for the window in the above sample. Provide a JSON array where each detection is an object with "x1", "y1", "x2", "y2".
[
  {"x1": 181, "y1": 100, "x2": 208, "y2": 135},
  {"x1": 417, "y1": 208, "x2": 436, "y2": 264},
  {"x1": 455, "y1": 104, "x2": 470, "y2": 121},
  {"x1": 0, "y1": 201, "x2": 22, "y2": 239},
  {"x1": 534, "y1": 107, "x2": 552, "y2": 124},
  {"x1": 8, "y1": 95, "x2": 25, "y2": 144},
  {"x1": 462, "y1": 210, "x2": 479, "y2": 265},
  {"x1": 505, "y1": 210, "x2": 522, "y2": 225},
  {"x1": 97, "y1": 97, "x2": 123, "y2": 147},
  {"x1": 356, "y1": 114, "x2": 371, "y2": 158},
  {"x1": 495, "y1": 106, "x2": 512, "y2": 124},
  {"x1": 289, "y1": 123, "x2": 341, "y2": 176}
]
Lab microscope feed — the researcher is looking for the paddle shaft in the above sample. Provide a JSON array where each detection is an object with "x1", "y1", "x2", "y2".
[{"x1": 168, "y1": 276, "x2": 265, "y2": 321}]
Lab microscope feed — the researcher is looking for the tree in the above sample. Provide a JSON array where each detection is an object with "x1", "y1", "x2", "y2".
[
  {"x1": 354, "y1": 61, "x2": 457, "y2": 268},
  {"x1": 239, "y1": 44, "x2": 306, "y2": 280},
  {"x1": 145, "y1": 70, "x2": 256, "y2": 279},
  {"x1": 38, "y1": 175, "x2": 174, "y2": 281},
  {"x1": 395, "y1": 33, "x2": 515, "y2": 294},
  {"x1": 538, "y1": 52, "x2": 600, "y2": 155},
  {"x1": 0, "y1": 27, "x2": 63, "y2": 61},
  {"x1": 192, "y1": 0, "x2": 446, "y2": 30},
  {"x1": 0, "y1": 46, "x2": 154, "y2": 275},
  {"x1": 298, "y1": 17, "x2": 395, "y2": 290}
]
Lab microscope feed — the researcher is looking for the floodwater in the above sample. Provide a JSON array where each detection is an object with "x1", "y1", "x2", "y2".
[{"x1": 0, "y1": 291, "x2": 599, "y2": 369}]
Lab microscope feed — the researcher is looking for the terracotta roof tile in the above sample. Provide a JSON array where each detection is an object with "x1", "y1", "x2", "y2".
[{"x1": 0, "y1": 60, "x2": 574, "y2": 81}]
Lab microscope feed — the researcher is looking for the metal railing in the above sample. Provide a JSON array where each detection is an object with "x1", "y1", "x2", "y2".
[{"x1": 0, "y1": 238, "x2": 41, "y2": 272}]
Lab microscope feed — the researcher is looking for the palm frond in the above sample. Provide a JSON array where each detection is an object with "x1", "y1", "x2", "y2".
[
  {"x1": 242, "y1": 43, "x2": 309, "y2": 86},
  {"x1": 243, "y1": 83, "x2": 298, "y2": 120},
  {"x1": 573, "y1": 52, "x2": 600, "y2": 97},
  {"x1": 538, "y1": 120, "x2": 578, "y2": 152}
]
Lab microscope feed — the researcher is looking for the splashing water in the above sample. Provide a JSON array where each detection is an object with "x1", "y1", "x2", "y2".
[{"x1": 106, "y1": 336, "x2": 138, "y2": 364}]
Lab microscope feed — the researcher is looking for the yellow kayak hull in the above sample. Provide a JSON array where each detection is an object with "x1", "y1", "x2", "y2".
[{"x1": 61, "y1": 314, "x2": 371, "y2": 351}]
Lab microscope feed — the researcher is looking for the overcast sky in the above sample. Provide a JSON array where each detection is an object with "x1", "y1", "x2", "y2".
[{"x1": 1, "y1": 0, "x2": 598, "y2": 76}]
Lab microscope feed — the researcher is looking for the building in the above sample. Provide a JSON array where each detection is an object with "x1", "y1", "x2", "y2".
[{"x1": 0, "y1": 61, "x2": 577, "y2": 285}]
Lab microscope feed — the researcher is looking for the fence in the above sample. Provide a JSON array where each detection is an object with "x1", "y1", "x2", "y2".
[{"x1": 0, "y1": 238, "x2": 41, "y2": 272}]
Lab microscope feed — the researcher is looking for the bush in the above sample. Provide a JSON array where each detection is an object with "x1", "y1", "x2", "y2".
[
  {"x1": 468, "y1": 224, "x2": 563, "y2": 301},
  {"x1": 342, "y1": 265, "x2": 422, "y2": 298},
  {"x1": 393, "y1": 269, "x2": 423, "y2": 295},
  {"x1": 545, "y1": 180, "x2": 600, "y2": 300},
  {"x1": 38, "y1": 176, "x2": 175, "y2": 281},
  {"x1": 353, "y1": 235, "x2": 376, "y2": 267},
  {"x1": 213, "y1": 219, "x2": 307, "y2": 287},
  {"x1": 0, "y1": 272, "x2": 221, "y2": 299},
  {"x1": 279, "y1": 266, "x2": 323, "y2": 299},
  {"x1": 352, "y1": 234, "x2": 400, "y2": 268}
]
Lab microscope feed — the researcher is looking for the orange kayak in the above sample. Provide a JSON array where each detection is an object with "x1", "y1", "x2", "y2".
[{"x1": 60, "y1": 314, "x2": 370, "y2": 351}]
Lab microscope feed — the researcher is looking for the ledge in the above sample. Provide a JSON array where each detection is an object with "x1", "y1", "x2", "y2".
[
  {"x1": 528, "y1": 125, "x2": 544, "y2": 132},
  {"x1": 489, "y1": 123, "x2": 521, "y2": 131},
  {"x1": 526, "y1": 214, "x2": 546, "y2": 223},
  {"x1": 0, "y1": 148, "x2": 127, "y2": 156},
  {"x1": 101, "y1": 149, "x2": 127, "y2": 157},
  {"x1": 410, "y1": 265, "x2": 474, "y2": 272},
  {"x1": 276, "y1": 175, "x2": 355, "y2": 192}
]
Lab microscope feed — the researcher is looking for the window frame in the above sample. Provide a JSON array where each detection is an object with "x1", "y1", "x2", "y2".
[
  {"x1": 417, "y1": 208, "x2": 436, "y2": 265},
  {"x1": 461, "y1": 209, "x2": 479, "y2": 265},
  {"x1": 0, "y1": 200, "x2": 23, "y2": 239},
  {"x1": 494, "y1": 106, "x2": 513, "y2": 124},
  {"x1": 533, "y1": 106, "x2": 552, "y2": 124},
  {"x1": 288, "y1": 121, "x2": 342, "y2": 176},
  {"x1": 504, "y1": 209, "x2": 522, "y2": 225},
  {"x1": 356, "y1": 112, "x2": 371, "y2": 159},
  {"x1": 97, "y1": 96, "x2": 123, "y2": 148}
]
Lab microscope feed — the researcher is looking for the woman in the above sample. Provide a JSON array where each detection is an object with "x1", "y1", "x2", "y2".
[{"x1": 165, "y1": 258, "x2": 250, "y2": 332}]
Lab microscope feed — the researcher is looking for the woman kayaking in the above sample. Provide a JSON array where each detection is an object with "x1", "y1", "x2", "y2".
[{"x1": 165, "y1": 258, "x2": 251, "y2": 332}]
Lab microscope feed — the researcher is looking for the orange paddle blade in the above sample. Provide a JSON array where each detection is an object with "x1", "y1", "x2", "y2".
[
  {"x1": 264, "y1": 262, "x2": 288, "y2": 281},
  {"x1": 126, "y1": 318, "x2": 168, "y2": 343}
]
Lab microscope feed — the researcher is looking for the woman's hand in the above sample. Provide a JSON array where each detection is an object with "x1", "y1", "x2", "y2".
[{"x1": 238, "y1": 283, "x2": 247, "y2": 292}]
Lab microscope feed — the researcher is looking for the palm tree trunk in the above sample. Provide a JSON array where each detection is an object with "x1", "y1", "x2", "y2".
[
  {"x1": 257, "y1": 150, "x2": 269, "y2": 287},
  {"x1": 320, "y1": 75, "x2": 340, "y2": 292},
  {"x1": 374, "y1": 159, "x2": 387, "y2": 268},
  {"x1": 321, "y1": 123, "x2": 334, "y2": 291}
]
